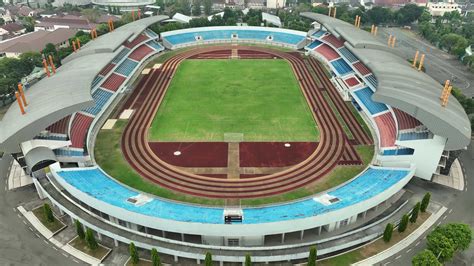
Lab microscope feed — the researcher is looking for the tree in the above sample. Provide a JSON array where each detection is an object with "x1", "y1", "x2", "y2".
[
  {"x1": 395, "y1": 4, "x2": 424, "y2": 25},
  {"x1": 151, "y1": 248, "x2": 161, "y2": 266},
  {"x1": 418, "y1": 11, "x2": 432, "y2": 24},
  {"x1": 192, "y1": 0, "x2": 201, "y2": 16},
  {"x1": 427, "y1": 231, "x2": 455, "y2": 263},
  {"x1": 43, "y1": 203, "x2": 55, "y2": 223},
  {"x1": 383, "y1": 223, "x2": 394, "y2": 242},
  {"x1": 75, "y1": 220, "x2": 85, "y2": 239},
  {"x1": 204, "y1": 252, "x2": 212, "y2": 266},
  {"x1": 307, "y1": 246, "x2": 317, "y2": 266},
  {"x1": 440, "y1": 33, "x2": 468, "y2": 56},
  {"x1": 85, "y1": 228, "x2": 98, "y2": 250},
  {"x1": 203, "y1": 0, "x2": 212, "y2": 15},
  {"x1": 412, "y1": 249, "x2": 441, "y2": 266},
  {"x1": 245, "y1": 254, "x2": 252, "y2": 266},
  {"x1": 42, "y1": 43, "x2": 60, "y2": 65},
  {"x1": 398, "y1": 214, "x2": 409, "y2": 233},
  {"x1": 420, "y1": 193, "x2": 431, "y2": 212},
  {"x1": 19, "y1": 52, "x2": 43, "y2": 68},
  {"x1": 366, "y1": 6, "x2": 392, "y2": 25},
  {"x1": 129, "y1": 242, "x2": 139, "y2": 264},
  {"x1": 410, "y1": 202, "x2": 421, "y2": 223},
  {"x1": 434, "y1": 223, "x2": 473, "y2": 251},
  {"x1": 82, "y1": 8, "x2": 101, "y2": 23}
]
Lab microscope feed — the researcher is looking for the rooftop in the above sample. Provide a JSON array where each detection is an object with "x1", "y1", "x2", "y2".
[{"x1": 0, "y1": 28, "x2": 77, "y2": 54}]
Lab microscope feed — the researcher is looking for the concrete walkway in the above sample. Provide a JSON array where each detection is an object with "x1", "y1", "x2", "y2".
[
  {"x1": 18, "y1": 205, "x2": 101, "y2": 265},
  {"x1": 352, "y1": 202, "x2": 447, "y2": 266},
  {"x1": 8, "y1": 160, "x2": 32, "y2": 190},
  {"x1": 432, "y1": 159, "x2": 464, "y2": 190}
]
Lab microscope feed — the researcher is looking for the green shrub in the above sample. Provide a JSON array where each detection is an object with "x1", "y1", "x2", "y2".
[
  {"x1": 205, "y1": 252, "x2": 212, "y2": 266},
  {"x1": 383, "y1": 223, "x2": 394, "y2": 242},
  {"x1": 398, "y1": 214, "x2": 409, "y2": 233},
  {"x1": 308, "y1": 246, "x2": 317, "y2": 266},
  {"x1": 85, "y1": 228, "x2": 98, "y2": 250},
  {"x1": 129, "y1": 242, "x2": 139, "y2": 264},
  {"x1": 421, "y1": 193, "x2": 431, "y2": 212},
  {"x1": 410, "y1": 202, "x2": 421, "y2": 223},
  {"x1": 151, "y1": 248, "x2": 161, "y2": 266},
  {"x1": 75, "y1": 220, "x2": 85, "y2": 239},
  {"x1": 245, "y1": 253, "x2": 252, "y2": 266},
  {"x1": 43, "y1": 203, "x2": 54, "y2": 223}
]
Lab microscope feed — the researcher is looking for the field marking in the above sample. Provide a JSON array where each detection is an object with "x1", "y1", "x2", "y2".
[{"x1": 395, "y1": 255, "x2": 402, "y2": 260}]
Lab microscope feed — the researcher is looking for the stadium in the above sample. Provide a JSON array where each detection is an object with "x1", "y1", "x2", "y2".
[{"x1": 0, "y1": 12, "x2": 471, "y2": 264}]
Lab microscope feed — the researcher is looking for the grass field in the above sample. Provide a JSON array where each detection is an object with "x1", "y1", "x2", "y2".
[{"x1": 149, "y1": 59, "x2": 319, "y2": 142}]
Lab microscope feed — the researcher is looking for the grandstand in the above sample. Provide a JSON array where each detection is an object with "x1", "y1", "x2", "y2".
[{"x1": 0, "y1": 13, "x2": 470, "y2": 265}]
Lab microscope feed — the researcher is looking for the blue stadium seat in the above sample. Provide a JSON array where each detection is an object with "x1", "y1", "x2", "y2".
[
  {"x1": 312, "y1": 30, "x2": 326, "y2": 38},
  {"x1": 115, "y1": 58, "x2": 139, "y2": 76},
  {"x1": 83, "y1": 89, "x2": 113, "y2": 116},
  {"x1": 306, "y1": 40, "x2": 322, "y2": 49},
  {"x1": 54, "y1": 149, "x2": 84, "y2": 157},
  {"x1": 365, "y1": 74, "x2": 377, "y2": 89},
  {"x1": 331, "y1": 58, "x2": 354, "y2": 76},
  {"x1": 91, "y1": 76, "x2": 103, "y2": 89},
  {"x1": 147, "y1": 40, "x2": 164, "y2": 51},
  {"x1": 112, "y1": 48, "x2": 131, "y2": 64},
  {"x1": 163, "y1": 29, "x2": 305, "y2": 46},
  {"x1": 383, "y1": 148, "x2": 415, "y2": 156},
  {"x1": 353, "y1": 87, "x2": 388, "y2": 115},
  {"x1": 56, "y1": 166, "x2": 410, "y2": 224},
  {"x1": 399, "y1": 132, "x2": 430, "y2": 141},
  {"x1": 339, "y1": 47, "x2": 358, "y2": 63}
]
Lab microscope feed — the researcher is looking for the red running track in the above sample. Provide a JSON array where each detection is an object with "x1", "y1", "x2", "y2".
[
  {"x1": 121, "y1": 46, "x2": 350, "y2": 198},
  {"x1": 148, "y1": 142, "x2": 228, "y2": 167},
  {"x1": 239, "y1": 142, "x2": 318, "y2": 167}
]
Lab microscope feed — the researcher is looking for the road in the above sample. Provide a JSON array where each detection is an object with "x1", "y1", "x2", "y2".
[
  {"x1": 379, "y1": 141, "x2": 474, "y2": 266},
  {"x1": 376, "y1": 27, "x2": 474, "y2": 97},
  {"x1": 0, "y1": 155, "x2": 77, "y2": 266}
]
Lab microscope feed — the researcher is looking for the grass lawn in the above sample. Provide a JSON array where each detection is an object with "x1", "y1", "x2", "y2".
[
  {"x1": 32, "y1": 207, "x2": 65, "y2": 233},
  {"x1": 319, "y1": 211, "x2": 431, "y2": 265},
  {"x1": 149, "y1": 59, "x2": 318, "y2": 142},
  {"x1": 69, "y1": 236, "x2": 111, "y2": 260},
  {"x1": 346, "y1": 102, "x2": 373, "y2": 139}
]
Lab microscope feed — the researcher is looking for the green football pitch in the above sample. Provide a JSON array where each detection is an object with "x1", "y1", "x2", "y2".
[{"x1": 149, "y1": 59, "x2": 319, "y2": 142}]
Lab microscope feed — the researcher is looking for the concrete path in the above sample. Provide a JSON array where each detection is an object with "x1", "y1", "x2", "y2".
[
  {"x1": 227, "y1": 142, "x2": 240, "y2": 179},
  {"x1": 432, "y1": 159, "x2": 464, "y2": 190},
  {"x1": 8, "y1": 159, "x2": 33, "y2": 190},
  {"x1": 352, "y1": 203, "x2": 447, "y2": 266},
  {"x1": 18, "y1": 205, "x2": 97, "y2": 265}
]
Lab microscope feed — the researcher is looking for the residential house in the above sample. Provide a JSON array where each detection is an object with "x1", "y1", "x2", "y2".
[{"x1": 0, "y1": 28, "x2": 76, "y2": 58}]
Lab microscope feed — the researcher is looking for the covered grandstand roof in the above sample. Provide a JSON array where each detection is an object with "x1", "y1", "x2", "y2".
[
  {"x1": 301, "y1": 12, "x2": 471, "y2": 150},
  {"x1": 63, "y1": 15, "x2": 168, "y2": 63},
  {"x1": 0, "y1": 15, "x2": 168, "y2": 153}
]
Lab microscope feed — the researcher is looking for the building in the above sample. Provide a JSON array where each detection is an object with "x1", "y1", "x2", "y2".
[
  {"x1": 262, "y1": 12, "x2": 282, "y2": 27},
  {"x1": 247, "y1": 0, "x2": 265, "y2": 9},
  {"x1": 35, "y1": 15, "x2": 97, "y2": 32},
  {"x1": 266, "y1": 0, "x2": 286, "y2": 8},
  {"x1": 0, "y1": 28, "x2": 76, "y2": 58},
  {"x1": 427, "y1": 0, "x2": 461, "y2": 16},
  {"x1": 92, "y1": 0, "x2": 154, "y2": 11},
  {"x1": 0, "y1": 23, "x2": 26, "y2": 40}
]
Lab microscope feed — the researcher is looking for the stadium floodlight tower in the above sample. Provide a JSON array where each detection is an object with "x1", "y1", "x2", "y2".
[{"x1": 92, "y1": 0, "x2": 154, "y2": 11}]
